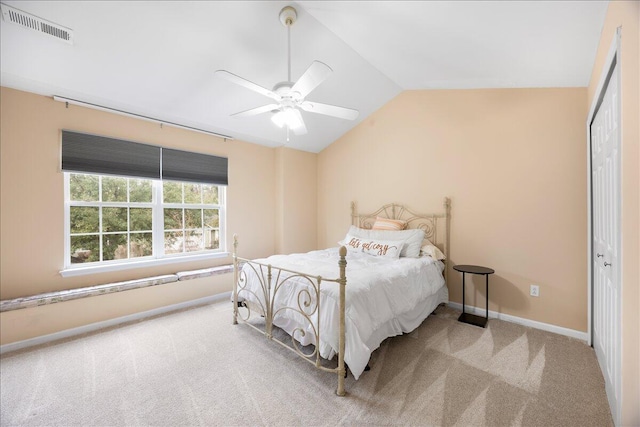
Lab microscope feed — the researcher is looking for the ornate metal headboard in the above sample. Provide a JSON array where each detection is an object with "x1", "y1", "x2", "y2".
[{"x1": 351, "y1": 198, "x2": 451, "y2": 282}]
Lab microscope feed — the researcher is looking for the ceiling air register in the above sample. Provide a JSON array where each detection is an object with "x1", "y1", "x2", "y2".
[{"x1": 0, "y1": 2, "x2": 73, "y2": 44}]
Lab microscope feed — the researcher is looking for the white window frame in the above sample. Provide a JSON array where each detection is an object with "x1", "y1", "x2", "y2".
[{"x1": 61, "y1": 172, "x2": 227, "y2": 277}]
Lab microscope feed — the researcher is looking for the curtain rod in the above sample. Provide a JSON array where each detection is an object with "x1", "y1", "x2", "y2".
[{"x1": 53, "y1": 96, "x2": 234, "y2": 141}]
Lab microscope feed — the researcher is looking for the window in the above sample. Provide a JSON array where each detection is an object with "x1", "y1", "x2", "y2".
[
  {"x1": 65, "y1": 173, "x2": 225, "y2": 267},
  {"x1": 60, "y1": 130, "x2": 229, "y2": 272},
  {"x1": 161, "y1": 180, "x2": 221, "y2": 255}
]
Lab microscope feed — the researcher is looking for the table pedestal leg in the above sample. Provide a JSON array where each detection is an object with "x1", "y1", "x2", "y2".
[{"x1": 457, "y1": 272, "x2": 488, "y2": 328}]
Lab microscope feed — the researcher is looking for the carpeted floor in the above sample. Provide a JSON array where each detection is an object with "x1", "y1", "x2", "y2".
[{"x1": 0, "y1": 301, "x2": 612, "y2": 426}]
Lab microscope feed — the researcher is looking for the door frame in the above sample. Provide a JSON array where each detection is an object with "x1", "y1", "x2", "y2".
[{"x1": 585, "y1": 27, "x2": 622, "y2": 426}]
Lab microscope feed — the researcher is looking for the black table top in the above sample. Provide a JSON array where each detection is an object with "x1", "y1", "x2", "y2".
[{"x1": 453, "y1": 265, "x2": 495, "y2": 275}]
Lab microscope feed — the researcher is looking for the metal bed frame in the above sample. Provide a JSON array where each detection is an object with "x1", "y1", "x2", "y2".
[{"x1": 232, "y1": 198, "x2": 451, "y2": 396}]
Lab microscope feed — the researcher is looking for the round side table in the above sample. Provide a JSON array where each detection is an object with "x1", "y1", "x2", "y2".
[{"x1": 453, "y1": 264, "x2": 495, "y2": 328}]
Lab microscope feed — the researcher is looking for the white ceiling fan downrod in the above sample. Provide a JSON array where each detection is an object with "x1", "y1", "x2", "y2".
[
  {"x1": 280, "y1": 5, "x2": 297, "y2": 139},
  {"x1": 279, "y1": 6, "x2": 297, "y2": 83}
]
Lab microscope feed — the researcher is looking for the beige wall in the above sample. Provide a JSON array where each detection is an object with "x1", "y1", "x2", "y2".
[
  {"x1": 274, "y1": 147, "x2": 317, "y2": 254},
  {"x1": 0, "y1": 87, "x2": 279, "y2": 344},
  {"x1": 2, "y1": 6, "x2": 637, "y2": 419},
  {"x1": 318, "y1": 88, "x2": 588, "y2": 332},
  {"x1": 587, "y1": 2, "x2": 640, "y2": 425}
]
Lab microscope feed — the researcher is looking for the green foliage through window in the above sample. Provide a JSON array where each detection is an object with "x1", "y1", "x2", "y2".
[{"x1": 67, "y1": 173, "x2": 224, "y2": 266}]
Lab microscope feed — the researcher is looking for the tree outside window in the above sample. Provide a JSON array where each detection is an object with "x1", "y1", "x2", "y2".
[{"x1": 67, "y1": 173, "x2": 224, "y2": 267}]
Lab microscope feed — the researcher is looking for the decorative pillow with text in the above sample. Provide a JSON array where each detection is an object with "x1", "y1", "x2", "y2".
[
  {"x1": 341, "y1": 235, "x2": 364, "y2": 252},
  {"x1": 360, "y1": 239, "x2": 403, "y2": 259},
  {"x1": 340, "y1": 226, "x2": 424, "y2": 258}
]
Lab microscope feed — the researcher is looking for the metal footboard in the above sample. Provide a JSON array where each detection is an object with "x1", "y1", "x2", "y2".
[{"x1": 232, "y1": 235, "x2": 348, "y2": 396}]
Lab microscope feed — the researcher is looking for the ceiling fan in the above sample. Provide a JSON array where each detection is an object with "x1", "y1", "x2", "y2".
[{"x1": 215, "y1": 6, "x2": 359, "y2": 140}]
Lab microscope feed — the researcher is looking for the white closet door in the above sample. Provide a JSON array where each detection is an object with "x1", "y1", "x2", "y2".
[{"x1": 590, "y1": 62, "x2": 620, "y2": 421}]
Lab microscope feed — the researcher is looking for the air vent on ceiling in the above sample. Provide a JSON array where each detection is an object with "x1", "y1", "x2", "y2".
[{"x1": 1, "y1": 3, "x2": 73, "y2": 45}]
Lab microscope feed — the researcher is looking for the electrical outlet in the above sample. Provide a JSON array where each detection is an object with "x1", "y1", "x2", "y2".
[{"x1": 530, "y1": 285, "x2": 540, "y2": 297}]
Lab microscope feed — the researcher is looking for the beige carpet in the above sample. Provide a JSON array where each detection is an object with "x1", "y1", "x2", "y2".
[{"x1": 0, "y1": 301, "x2": 612, "y2": 426}]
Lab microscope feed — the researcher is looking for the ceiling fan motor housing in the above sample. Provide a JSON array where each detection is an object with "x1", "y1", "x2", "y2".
[{"x1": 273, "y1": 81, "x2": 301, "y2": 102}]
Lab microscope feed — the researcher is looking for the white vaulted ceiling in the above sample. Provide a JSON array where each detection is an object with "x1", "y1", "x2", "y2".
[{"x1": 0, "y1": 1, "x2": 608, "y2": 152}]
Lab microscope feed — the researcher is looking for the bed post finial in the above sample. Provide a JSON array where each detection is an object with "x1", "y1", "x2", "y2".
[{"x1": 232, "y1": 234, "x2": 239, "y2": 325}]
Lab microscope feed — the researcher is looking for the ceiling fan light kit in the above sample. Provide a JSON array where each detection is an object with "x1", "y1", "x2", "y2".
[
  {"x1": 215, "y1": 5, "x2": 359, "y2": 142},
  {"x1": 271, "y1": 108, "x2": 305, "y2": 133}
]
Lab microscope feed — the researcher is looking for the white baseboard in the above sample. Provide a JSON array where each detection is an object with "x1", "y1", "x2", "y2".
[
  {"x1": 446, "y1": 301, "x2": 589, "y2": 342},
  {"x1": 0, "y1": 292, "x2": 232, "y2": 355},
  {"x1": 1, "y1": 294, "x2": 588, "y2": 355}
]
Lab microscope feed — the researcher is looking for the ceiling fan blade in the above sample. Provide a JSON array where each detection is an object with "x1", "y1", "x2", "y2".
[
  {"x1": 291, "y1": 61, "x2": 332, "y2": 99},
  {"x1": 215, "y1": 70, "x2": 280, "y2": 101},
  {"x1": 300, "y1": 101, "x2": 359, "y2": 121},
  {"x1": 231, "y1": 104, "x2": 280, "y2": 118}
]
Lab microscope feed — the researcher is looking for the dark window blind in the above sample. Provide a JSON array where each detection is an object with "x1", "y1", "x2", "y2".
[
  {"x1": 61, "y1": 130, "x2": 228, "y2": 185},
  {"x1": 62, "y1": 130, "x2": 161, "y2": 179},
  {"x1": 162, "y1": 148, "x2": 228, "y2": 185}
]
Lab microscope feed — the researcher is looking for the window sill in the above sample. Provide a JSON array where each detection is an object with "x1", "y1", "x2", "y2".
[{"x1": 60, "y1": 252, "x2": 231, "y2": 277}]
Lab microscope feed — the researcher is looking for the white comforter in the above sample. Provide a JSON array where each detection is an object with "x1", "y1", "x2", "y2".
[{"x1": 237, "y1": 248, "x2": 445, "y2": 379}]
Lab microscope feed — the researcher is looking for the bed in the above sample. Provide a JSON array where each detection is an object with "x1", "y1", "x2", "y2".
[{"x1": 232, "y1": 198, "x2": 451, "y2": 395}]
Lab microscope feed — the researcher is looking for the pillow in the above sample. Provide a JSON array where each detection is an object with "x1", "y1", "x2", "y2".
[
  {"x1": 421, "y1": 240, "x2": 446, "y2": 260},
  {"x1": 340, "y1": 235, "x2": 364, "y2": 253},
  {"x1": 360, "y1": 239, "x2": 403, "y2": 259},
  {"x1": 339, "y1": 226, "x2": 424, "y2": 258},
  {"x1": 372, "y1": 216, "x2": 406, "y2": 231}
]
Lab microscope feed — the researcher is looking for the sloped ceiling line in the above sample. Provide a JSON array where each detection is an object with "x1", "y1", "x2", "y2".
[{"x1": 0, "y1": 1, "x2": 608, "y2": 152}]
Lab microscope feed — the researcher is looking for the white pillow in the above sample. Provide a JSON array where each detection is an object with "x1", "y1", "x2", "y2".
[
  {"x1": 339, "y1": 225, "x2": 424, "y2": 258},
  {"x1": 360, "y1": 239, "x2": 404, "y2": 259},
  {"x1": 340, "y1": 234, "x2": 363, "y2": 253},
  {"x1": 337, "y1": 226, "x2": 362, "y2": 246},
  {"x1": 421, "y1": 241, "x2": 446, "y2": 260}
]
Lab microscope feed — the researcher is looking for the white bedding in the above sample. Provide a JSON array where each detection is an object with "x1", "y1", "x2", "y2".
[{"x1": 237, "y1": 247, "x2": 446, "y2": 379}]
